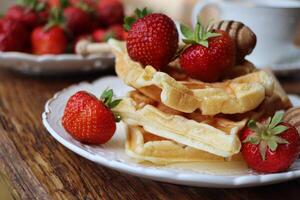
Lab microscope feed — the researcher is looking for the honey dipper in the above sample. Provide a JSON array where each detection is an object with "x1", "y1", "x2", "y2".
[
  {"x1": 209, "y1": 20, "x2": 257, "y2": 64},
  {"x1": 284, "y1": 107, "x2": 300, "y2": 133}
]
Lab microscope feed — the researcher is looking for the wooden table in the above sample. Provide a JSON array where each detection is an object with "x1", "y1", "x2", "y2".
[{"x1": 0, "y1": 69, "x2": 299, "y2": 200}]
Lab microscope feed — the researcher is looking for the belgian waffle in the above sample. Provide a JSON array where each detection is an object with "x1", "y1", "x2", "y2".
[
  {"x1": 109, "y1": 39, "x2": 275, "y2": 115},
  {"x1": 126, "y1": 125, "x2": 243, "y2": 165}
]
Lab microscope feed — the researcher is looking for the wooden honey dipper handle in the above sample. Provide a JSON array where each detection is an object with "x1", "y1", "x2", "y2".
[
  {"x1": 209, "y1": 20, "x2": 257, "y2": 64},
  {"x1": 76, "y1": 40, "x2": 112, "y2": 56},
  {"x1": 284, "y1": 107, "x2": 300, "y2": 133}
]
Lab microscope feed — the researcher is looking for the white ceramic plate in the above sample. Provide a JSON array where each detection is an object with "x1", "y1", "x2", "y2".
[
  {"x1": 42, "y1": 76, "x2": 300, "y2": 188},
  {"x1": 0, "y1": 50, "x2": 114, "y2": 75}
]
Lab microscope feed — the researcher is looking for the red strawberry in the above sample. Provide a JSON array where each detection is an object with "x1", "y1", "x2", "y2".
[
  {"x1": 241, "y1": 111, "x2": 300, "y2": 173},
  {"x1": 92, "y1": 28, "x2": 106, "y2": 42},
  {"x1": 0, "y1": 18, "x2": 29, "y2": 52},
  {"x1": 31, "y1": 26, "x2": 67, "y2": 54},
  {"x1": 108, "y1": 25, "x2": 126, "y2": 40},
  {"x1": 63, "y1": 7, "x2": 91, "y2": 35},
  {"x1": 92, "y1": 25, "x2": 125, "y2": 42},
  {"x1": 125, "y1": 9, "x2": 179, "y2": 70},
  {"x1": 97, "y1": 0, "x2": 124, "y2": 26},
  {"x1": 179, "y1": 21, "x2": 236, "y2": 82},
  {"x1": 6, "y1": 1, "x2": 47, "y2": 29},
  {"x1": 62, "y1": 89, "x2": 122, "y2": 144},
  {"x1": 31, "y1": 8, "x2": 67, "y2": 55}
]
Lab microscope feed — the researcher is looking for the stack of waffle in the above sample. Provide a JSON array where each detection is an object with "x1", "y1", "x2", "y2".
[{"x1": 109, "y1": 39, "x2": 292, "y2": 165}]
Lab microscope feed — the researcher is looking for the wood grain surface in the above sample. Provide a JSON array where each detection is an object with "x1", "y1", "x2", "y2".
[{"x1": 0, "y1": 69, "x2": 299, "y2": 200}]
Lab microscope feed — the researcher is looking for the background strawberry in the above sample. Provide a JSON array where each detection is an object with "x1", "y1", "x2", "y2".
[
  {"x1": 125, "y1": 8, "x2": 179, "y2": 70},
  {"x1": 92, "y1": 25, "x2": 126, "y2": 42},
  {"x1": 63, "y1": 6, "x2": 91, "y2": 35},
  {"x1": 6, "y1": 0, "x2": 47, "y2": 29},
  {"x1": 31, "y1": 8, "x2": 67, "y2": 54},
  {"x1": 97, "y1": 0, "x2": 124, "y2": 26},
  {"x1": 241, "y1": 111, "x2": 300, "y2": 173},
  {"x1": 92, "y1": 28, "x2": 106, "y2": 42},
  {"x1": 0, "y1": 18, "x2": 29, "y2": 52},
  {"x1": 179, "y1": 21, "x2": 236, "y2": 82},
  {"x1": 62, "y1": 89, "x2": 121, "y2": 144}
]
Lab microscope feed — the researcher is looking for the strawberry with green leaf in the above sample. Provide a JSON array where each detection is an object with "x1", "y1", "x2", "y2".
[
  {"x1": 62, "y1": 89, "x2": 122, "y2": 144},
  {"x1": 179, "y1": 20, "x2": 236, "y2": 82},
  {"x1": 125, "y1": 8, "x2": 179, "y2": 70},
  {"x1": 31, "y1": 8, "x2": 67, "y2": 55},
  {"x1": 241, "y1": 111, "x2": 300, "y2": 173}
]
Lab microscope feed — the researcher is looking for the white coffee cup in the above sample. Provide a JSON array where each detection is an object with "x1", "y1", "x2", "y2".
[{"x1": 192, "y1": 0, "x2": 300, "y2": 67}]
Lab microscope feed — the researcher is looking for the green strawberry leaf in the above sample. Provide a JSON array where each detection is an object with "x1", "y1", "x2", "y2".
[
  {"x1": 269, "y1": 111, "x2": 284, "y2": 129},
  {"x1": 35, "y1": 2, "x2": 45, "y2": 12},
  {"x1": 199, "y1": 40, "x2": 209, "y2": 48},
  {"x1": 203, "y1": 32, "x2": 221, "y2": 40},
  {"x1": 242, "y1": 132, "x2": 260, "y2": 144},
  {"x1": 100, "y1": 89, "x2": 123, "y2": 122},
  {"x1": 180, "y1": 19, "x2": 221, "y2": 48},
  {"x1": 182, "y1": 39, "x2": 197, "y2": 45},
  {"x1": 108, "y1": 99, "x2": 122, "y2": 109},
  {"x1": 124, "y1": 16, "x2": 136, "y2": 31},
  {"x1": 101, "y1": 89, "x2": 113, "y2": 104},
  {"x1": 180, "y1": 24, "x2": 194, "y2": 40},
  {"x1": 259, "y1": 141, "x2": 267, "y2": 160},
  {"x1": 60, "y1": 0, "x2": 69, "y2": 9},
  {"x1": 123, "y1": 8, "x2": 151, "y2": 31},
  {"x1": 274, "y1": 136, "x2": 289, "y2": 144},
  {"x1": 268, "y1": 139, "x2": 278, "y2": 151},
  {"x1": 271, "y1": 125, "x2": 289, "y2": 135},
  {"x1": 44, "y1": 7, "x2": 65, "y2": 31},
  {"x1": 247, "y1": 119, "x2": 257, "y2": 129}
]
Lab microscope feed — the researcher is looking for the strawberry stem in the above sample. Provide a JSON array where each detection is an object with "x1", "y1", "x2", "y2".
[
  {"x1": 100, "y1": 89, "x2": 122, "y2": 122},
  {"x1": 123, "y1": 7, "x2": 151, "y2": 31},
  {"x1": 180, "y1": 19, "x2": 220, "y2": 48},
  {"x1": 16, "y1": 0, "x2": 46, "y2": 12},
  {"x1": 44, "y1": 7, "x2": 65, "y2": 31}
]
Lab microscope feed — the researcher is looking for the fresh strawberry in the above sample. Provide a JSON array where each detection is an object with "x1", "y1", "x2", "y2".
[
  {"x1": 6, "y1": 0, "x2": 47, "y2": 29},
  {"x1": 92, "y1": 28, "x2": 106, "y2": 42},
  {"x1": 108, "y1": 25, "x2": 126, "y2": 40},
  {"x1": 31, "y1": 8, "x2": 67, "y2": 54},
  {"x1": 31, "y1": 26, "x2": 67, "y2": 54},
  {"x1": 0, "y1": 18, "x2": 29, "y2": 52},
  {"x1": 241, "y1": 111, "x2": 300, "y2": 173},
  {"x1": 62, "y1": 89, "x2": 122, "y2": 144},
  {"x1": 63, "y1": 6, "x2": 91, "y2": 35},
  {"x1": 92, "y1": 25, "x2": 125, "y2": 42},
  {"x1": 179, "y1": 21, "x2": 236, "y2": 82},
  {"x1": 125, "y1": 8, "x2": 179, "y2": 70},
  {"x1": 97, "y1": 0, "x2": 124, "y2": 26}
]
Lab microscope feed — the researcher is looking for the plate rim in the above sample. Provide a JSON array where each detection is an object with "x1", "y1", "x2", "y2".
[
  {"x1": 0, "y1": 51, "x2": 114, "y2": 62},
  {"x1": 42, "y1": 76, "x2": 300, "y2": 188}
]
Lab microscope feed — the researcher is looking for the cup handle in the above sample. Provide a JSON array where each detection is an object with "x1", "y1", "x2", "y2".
[{"x1": 191, "y1": 0, "x2": 220, "y2": 26}]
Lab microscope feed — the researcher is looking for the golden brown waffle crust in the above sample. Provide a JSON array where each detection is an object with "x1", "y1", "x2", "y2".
[
  {"x1": 114, "y1": 95, "x2": 246, "y2": 157},
  {"x1": 126, "y1": 125, "x2": 243, "y2": 165},
  {"x1": 109, "y1": 40, "x2": 275, "y2": 116}
]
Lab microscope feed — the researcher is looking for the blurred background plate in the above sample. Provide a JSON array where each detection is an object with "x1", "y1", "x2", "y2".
[{"x1": 0, "y1": 51, "x2": 114, "y2": 75}]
